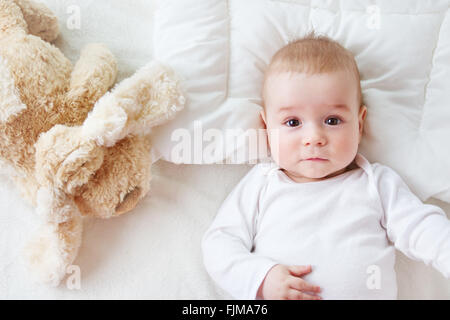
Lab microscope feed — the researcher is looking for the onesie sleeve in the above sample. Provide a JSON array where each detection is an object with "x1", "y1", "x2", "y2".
[
  {"x1": 201, "y1": 164, "x2": 278, "y2": 300},
  {"x1": 373, "y1": 164, "x2": 450, "y2": 278}
]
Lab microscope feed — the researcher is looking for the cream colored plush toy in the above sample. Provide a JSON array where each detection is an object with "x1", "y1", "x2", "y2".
[{"x1": 0, "y1": 0, "x2": 185, "y2": 286}]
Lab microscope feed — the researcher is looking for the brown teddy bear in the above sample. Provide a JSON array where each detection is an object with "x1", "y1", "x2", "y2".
[{"x1": 0, "y1": 0, "x2": 185, "y2": 286}]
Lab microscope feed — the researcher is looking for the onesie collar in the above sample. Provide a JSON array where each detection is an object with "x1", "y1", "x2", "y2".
[{"x1": 354, "y1": 153, "x2": 373, "y2": 174}]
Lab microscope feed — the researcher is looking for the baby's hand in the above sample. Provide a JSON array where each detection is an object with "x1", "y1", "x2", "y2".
[{"x1": 257, "y1": 264, "x2": 322, "y2": 300}]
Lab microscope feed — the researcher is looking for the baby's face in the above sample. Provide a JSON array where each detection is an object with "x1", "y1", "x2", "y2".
[{"x1": 261, "y1": 71, "x2": 367, "y2": 183}]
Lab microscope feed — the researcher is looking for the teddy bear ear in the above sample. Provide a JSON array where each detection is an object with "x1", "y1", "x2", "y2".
[
  {"x1": 0, "y1": 56, "x2": 27, "y2": 122},
  {"x1": 14, "y1": 0, "x2": 60, "y2": 42}
]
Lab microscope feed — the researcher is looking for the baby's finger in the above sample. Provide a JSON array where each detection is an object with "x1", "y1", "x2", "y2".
[
  {"x1": 288, "y1": 265, "x2": 312, "y2": 277},
  {"x1": 289, "y1": 277, "x2": 321, "y2": 293},
  {"x1": 287, "y1": 289, "x2": 322, "y2": 300}
]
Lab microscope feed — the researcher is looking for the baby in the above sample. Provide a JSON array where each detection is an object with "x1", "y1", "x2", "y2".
[{"x1": 201, "y1": 34, "x2": 450, "y2": 300}]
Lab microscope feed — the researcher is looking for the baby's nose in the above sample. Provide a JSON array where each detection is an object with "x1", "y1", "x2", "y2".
[
  {"x1": 304, "y1": 138, "x2": 325, "y2": 146},
  {"x1": 302, "y1": 129, "x2": 326, "y2": 146}
]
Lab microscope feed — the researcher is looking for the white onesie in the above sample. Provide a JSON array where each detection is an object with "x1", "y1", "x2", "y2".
[{"x1": 202, "y1": 154, "x2": 450, "y2": 299}]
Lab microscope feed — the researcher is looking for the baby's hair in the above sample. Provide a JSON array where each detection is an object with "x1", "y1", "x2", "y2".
[{"x1": 262, "y1": 32, "x2": 363, "y2": 108}]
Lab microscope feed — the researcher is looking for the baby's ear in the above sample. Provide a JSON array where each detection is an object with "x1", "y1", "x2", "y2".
[
  {"x1": 360, "y1": 105, "x2": 367, "y2": 119},
  {"x1": 358, "y1": 105, "x2": 367, "y2": 137},
  {"x1": 260, "y1": 109, "x2": 267, "y2": 126}
]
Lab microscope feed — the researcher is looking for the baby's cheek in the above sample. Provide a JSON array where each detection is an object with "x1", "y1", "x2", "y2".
[
  {"x1": 278, "y1": 135, "x2": 300, "y2": 165},
  {"x1": 267, "y1": 129, "x2": 280, "y2": 163},
  {"x1": 334, "y1": 131, "x2": 359, "y2": 159}
]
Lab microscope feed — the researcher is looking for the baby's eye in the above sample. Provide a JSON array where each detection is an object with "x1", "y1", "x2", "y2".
[
  {"x1": 325, "y1": 117, "x2": 342, "y2": 126},
  {"x1": 285, "y1": 119, "x2": 301, "y2": 127}
]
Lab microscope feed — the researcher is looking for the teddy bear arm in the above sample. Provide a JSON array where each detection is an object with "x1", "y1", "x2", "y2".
[
  {"x1": 0, "y1": 0, "x2": 28, "y2": 38},
  {"x1": 14, "y1": 0, "x2": 59, "y2": 42},
  {"x1": 114, "y1": 61, "x2": 186, "y2": 131},
  {"x1": 82, "y1": 61, "x2": 185, "y2": 147},
  {"x1": 65, "y1": 44, "x2": 118, "y2": 126}
]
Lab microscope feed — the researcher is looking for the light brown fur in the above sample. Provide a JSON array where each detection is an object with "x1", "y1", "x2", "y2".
[{"x1": 0, "y1": 0, "x2": 185, "y2": 285}]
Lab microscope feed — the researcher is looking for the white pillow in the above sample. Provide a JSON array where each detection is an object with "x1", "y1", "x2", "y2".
[{"x1": 150, "y1": 0, "x2": 450, "y2": 203}]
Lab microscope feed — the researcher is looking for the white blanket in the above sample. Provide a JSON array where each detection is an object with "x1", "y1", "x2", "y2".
[
  {"x1": 1, "y1": 161, "x2": 450, "y2": 299},
  {"x1": 1, "y1": 0, "x2": 449, "y2": 299}
]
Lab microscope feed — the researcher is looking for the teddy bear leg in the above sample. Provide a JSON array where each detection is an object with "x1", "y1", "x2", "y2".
[
  {"x1": 82, "y1": 61, "x2": 185, "y2": 147},
  {"x1": 0, "y1": 0, "x2": 28, "y2": 38},
  {"x1": 73, "y1": 136, "x2": 152, "y2": 219},
  {"x1": 24, "y1": 187, "x2": 83, "y2": 286},
  {"x1": 65, "y1": 43, "x2": 118, "y2": 126},
  {"x1": 13, "y1": 0, "x2": 60, "y2": 42},
  {"x1": 24, "y1": 218, "x2": 83, "y2": 287}
]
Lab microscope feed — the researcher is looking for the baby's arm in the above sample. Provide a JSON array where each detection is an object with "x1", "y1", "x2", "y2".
[
  {"x1": 374, "y1": 165, "x2": 450, "y2": 277},
  {"x1": 201, "y1": 165, "x2": 277, "y2": 299}
]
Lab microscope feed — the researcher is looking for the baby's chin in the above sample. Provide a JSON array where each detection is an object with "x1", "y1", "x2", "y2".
[
  {"x1": 283, "y1": 163, "x2": 348, "y2": 182},
  {"x1": 281, "y1": 167, "x2": 328, "y2": 182}
]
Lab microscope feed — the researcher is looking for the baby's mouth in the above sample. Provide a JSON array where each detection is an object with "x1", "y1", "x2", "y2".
[{"x1": 305, "y1": 158, "x2": 328, "y2": 162}]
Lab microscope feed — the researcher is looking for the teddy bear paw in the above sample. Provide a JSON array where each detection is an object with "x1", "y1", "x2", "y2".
[{"x1": 35, "y1": 125, "x2": 105, "y2": 195}]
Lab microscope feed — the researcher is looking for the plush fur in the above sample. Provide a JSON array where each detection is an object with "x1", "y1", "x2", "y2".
[{"x1": 0, "y1": 0, "x2": 185, "y2": 286}]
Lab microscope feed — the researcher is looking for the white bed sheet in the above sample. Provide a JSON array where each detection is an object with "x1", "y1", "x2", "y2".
[
  {"x1": 1, "y1": 0, "x2": 449, "y2": 299},
  {"x1": 0, "y1": 161, "x2": 244, "y2": 299},
  {"x1": 1, "y1": 161, "x2": 449, "y2": 299}
]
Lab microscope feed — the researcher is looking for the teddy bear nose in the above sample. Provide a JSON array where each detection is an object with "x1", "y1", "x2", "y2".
[{"x1": 114, "y1": 187, "x2": 142, "y2": 215}]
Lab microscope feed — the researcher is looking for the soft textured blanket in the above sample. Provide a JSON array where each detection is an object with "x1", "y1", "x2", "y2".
[{"x1": 2, "y1": 161, "x2": 449, "y2": 299}]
